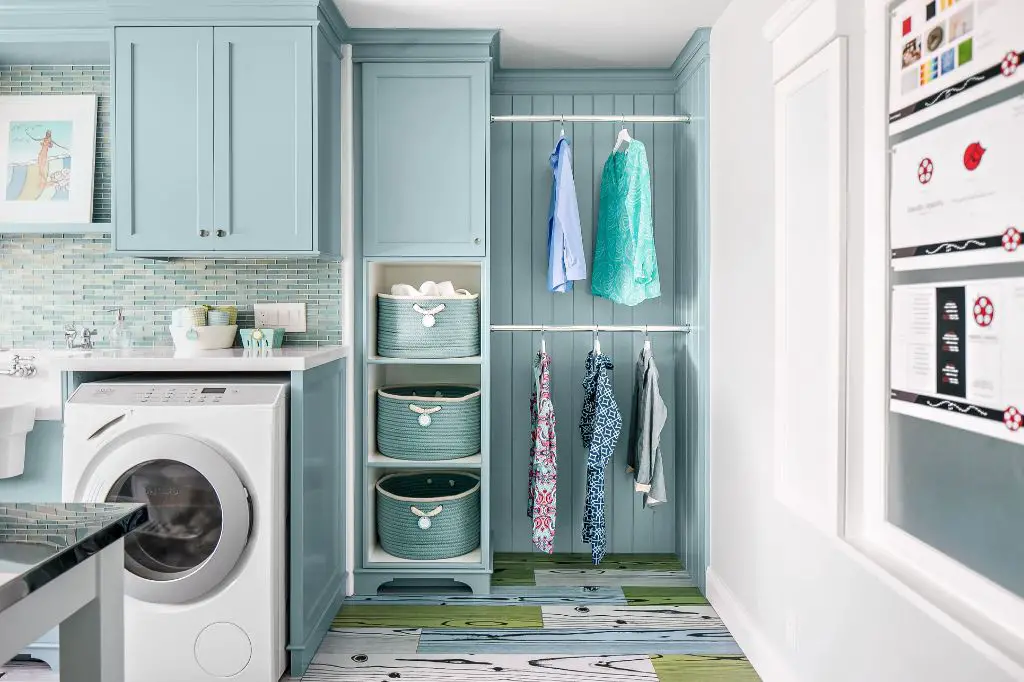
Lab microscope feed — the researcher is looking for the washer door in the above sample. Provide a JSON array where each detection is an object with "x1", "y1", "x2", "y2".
[{"x1": 82, "y1": 432, "x2": 250, "y2": 604}]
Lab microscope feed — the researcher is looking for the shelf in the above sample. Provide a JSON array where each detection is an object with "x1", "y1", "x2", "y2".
[
  {"x1": 368, "y1": 543, "x2": 483, "y2": 567},
  {"x1": 0, "y1": 222, "x2": 110, "y2": 235},
  {"x1": 367, "y1": 452, "x2": 482, "y2": 469},
  {"x1": 367, "y1": 355, "x2": 483, "y2": 365}
]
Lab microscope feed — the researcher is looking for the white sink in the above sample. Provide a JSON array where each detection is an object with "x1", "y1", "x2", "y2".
[
  {"x1": 0, "y1": 401, "x2": 34, "y2": 479},
  {"x1": 0, "y1": 349, "x2": 64, "y2": 421}
]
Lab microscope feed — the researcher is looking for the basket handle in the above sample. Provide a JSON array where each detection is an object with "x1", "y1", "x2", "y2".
[
  {"x1": 411, "y1": 505, "x2": 444, "y2": 518},
  {"x1": 411, "y1": 504, "x2": 443, "y2": 530},
  {"x1": 408, "y1": 405, "x2": 443, "y2": 416},
  {"x1": 413, "y1": 303, "x2": 446, "y2": 316}
]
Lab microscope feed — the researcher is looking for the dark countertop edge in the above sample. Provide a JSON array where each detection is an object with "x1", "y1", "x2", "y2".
[{"x1": 0, "y1": 504, "x2": 149, "y2": 614}]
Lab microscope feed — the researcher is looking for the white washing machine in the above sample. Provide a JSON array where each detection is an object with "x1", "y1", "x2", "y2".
[{"x1": 62, "y1": 379, "x2": 288, "y2": 682}]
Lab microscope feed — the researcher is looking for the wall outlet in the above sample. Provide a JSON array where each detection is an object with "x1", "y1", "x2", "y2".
[{"x1": 254, "y1": 303, "x2": 307, "y2": 333}]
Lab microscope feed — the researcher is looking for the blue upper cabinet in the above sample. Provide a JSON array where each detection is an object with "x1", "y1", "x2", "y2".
[
  {"x1": 114, "y1": 27, "x2": 215, "y2": 253},
  {"x1": 112, "y1": 25, "x2": 342, "y2": 257},
  {"x1": 362, "y1": 62, "x2": 488, "y2": 257},
  {"x1": 213, "y1": 27, "x2": 314, "y2": 252}
]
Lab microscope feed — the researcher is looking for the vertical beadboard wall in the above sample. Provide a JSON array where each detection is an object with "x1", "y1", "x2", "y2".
[
  {"x1": 490, "y1": 88, "x2": 681, "y2": 555},
  {"x1": 675, "y1": 32, "x2": 712, "y2": 592}
]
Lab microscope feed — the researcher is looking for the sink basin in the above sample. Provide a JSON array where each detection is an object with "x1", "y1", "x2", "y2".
[{"x1": 0, "y1": 402, "x2": 35, "y2": 479}]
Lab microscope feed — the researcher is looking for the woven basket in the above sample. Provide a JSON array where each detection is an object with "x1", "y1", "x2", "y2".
[
  {"x1": 377, "y1": 385, "x2": 481, "y2": 461},
  {"x1": 377, "y1": 294, "x2": 480, "y2": 358},
  {"x1": 376, "y1": 472, "x2": 481, "y2": 560}
]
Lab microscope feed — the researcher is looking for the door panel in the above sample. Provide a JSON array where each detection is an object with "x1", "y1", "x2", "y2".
[
  {"x1": 114, "y1": 27, "x2": 214, "y2": 252},
  {"x1": 362, "y1": 62, "x2": 487, "y2": 256},
  {"x1": 214, "y1": 27, "x2": 314, "y2": 252}
]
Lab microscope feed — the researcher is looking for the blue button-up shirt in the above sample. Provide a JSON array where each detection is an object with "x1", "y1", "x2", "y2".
[{"x1": 548, "y1": 137, "x2": 587, "y2": 293}]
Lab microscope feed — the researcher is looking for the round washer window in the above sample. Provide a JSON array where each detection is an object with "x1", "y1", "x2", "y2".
[{"x1": 106, "y1": 459, "x2": 223, "y2": 581}]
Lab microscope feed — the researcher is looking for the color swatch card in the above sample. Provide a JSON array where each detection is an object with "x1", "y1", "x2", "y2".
[
  {"x1": 890, "y1": 0, "x2": 1024, "y2": 133},
  {"x1": 891, "y1": 278, "x2": 1024, "y2": 444},
  {"x1": 890, "y1": 96, "x2": 1024, "y2": 271}
]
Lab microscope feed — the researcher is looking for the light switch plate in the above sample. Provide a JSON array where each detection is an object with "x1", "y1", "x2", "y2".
[{"x1": 254, "y1": 303, "x2": 307, "y2": 333}]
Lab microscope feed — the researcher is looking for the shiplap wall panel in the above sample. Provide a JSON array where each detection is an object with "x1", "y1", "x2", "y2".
[
  {"x1": 490, "y1": 92, "x2": 681, "y2": 556},
  {"x1": 675, "y1": 46, "x2": 711, "y2": 593}
]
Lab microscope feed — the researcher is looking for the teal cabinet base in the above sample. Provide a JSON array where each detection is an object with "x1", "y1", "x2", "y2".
[{"x1": 355, "y1": 569, "x2": 493, "y2": 596}]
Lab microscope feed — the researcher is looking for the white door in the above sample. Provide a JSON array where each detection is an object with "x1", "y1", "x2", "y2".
[{"x1": 78, "y1": 432, "x2": 251, "y2": 604}]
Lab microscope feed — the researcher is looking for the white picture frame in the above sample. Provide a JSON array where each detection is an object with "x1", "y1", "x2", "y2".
[
  {"x1": 0, "y1": 95, "x2": 97, "y2": 224},
  {"x1": 773, "y1": 38, "x2": 848, "y2": 536}
]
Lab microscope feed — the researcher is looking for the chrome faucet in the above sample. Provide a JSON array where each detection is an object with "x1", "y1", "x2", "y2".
[
  {"x1": 65, "y1": 324, "x2": 98, "y2": 350},
  {"x1": 1, "y1": 354, "x2": 36, "y2": 378}
]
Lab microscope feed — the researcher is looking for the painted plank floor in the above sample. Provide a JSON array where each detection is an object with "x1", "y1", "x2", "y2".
[{"x1": 0, "y1": 554, "x2": 759, "y2": 681}]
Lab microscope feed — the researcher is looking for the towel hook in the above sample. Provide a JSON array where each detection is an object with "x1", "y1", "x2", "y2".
[
  {"x1": 559, "y1": 115, "x2": 565, "y2": 138},
  {"x1": 540, "y1": 325, "x2": 547, "y2": 354},
  {"x1": 593, "y1": 325, "x2": 602, "y2": 355}
]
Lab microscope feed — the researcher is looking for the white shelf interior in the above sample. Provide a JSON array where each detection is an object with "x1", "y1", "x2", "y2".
[
  {"x1": 368, "y1": 543, "x2": 483, "y2": 566},
  {"x1": 366, "y1": 260, "x2": 483, "y2": 359},
  {"x1": 368, "y1": 452, "x2": 483, "y2": 468}
]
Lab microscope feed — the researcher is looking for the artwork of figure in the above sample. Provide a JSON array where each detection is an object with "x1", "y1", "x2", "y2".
[{"x1": 5, "y1": 120, "x2": 73, "y2": 202}]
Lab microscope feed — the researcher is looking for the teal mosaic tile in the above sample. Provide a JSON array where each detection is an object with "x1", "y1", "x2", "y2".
[{"x1": 1, "y1": 234, "x2": 344, "y2": 347}]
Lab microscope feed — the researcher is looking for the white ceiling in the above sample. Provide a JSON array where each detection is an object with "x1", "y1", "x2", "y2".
[{"x1": 334, "y1": 0, "x2": 731, "y2": 69}]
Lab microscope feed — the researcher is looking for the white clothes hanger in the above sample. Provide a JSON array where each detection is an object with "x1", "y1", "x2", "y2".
[
  {"x1": 540, "y1": 326, "x2": 546, "y2": 354},
  {"x1": 593, "y1": 328, "x2": 602, "y2": 355},
  {"x1": 643, "y1": 325, "x2": 651, "y2": 353},
  {"x1": 559, "y1": 115, "x2": 566, "y2": 139},
  {"x1": 613, "y1": 117, "x2": 632, "y2": 152}
]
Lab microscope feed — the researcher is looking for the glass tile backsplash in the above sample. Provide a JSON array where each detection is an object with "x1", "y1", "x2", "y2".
[{"x1": 0, "y1": 234, "x2": 343, "y2": 347}]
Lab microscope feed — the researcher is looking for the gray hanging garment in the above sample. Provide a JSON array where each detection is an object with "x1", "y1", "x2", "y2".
[{"x1": 626, "y1": 340, "x2": 667, "y2": 507}]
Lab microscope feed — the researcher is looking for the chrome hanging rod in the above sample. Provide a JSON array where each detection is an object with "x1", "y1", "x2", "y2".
[
  {"x1": 490, "y1": 114, "x2": 691, "y2": 123},
  {"x1": 491, "y1": 324, "x2": 691, "y2": 333}
]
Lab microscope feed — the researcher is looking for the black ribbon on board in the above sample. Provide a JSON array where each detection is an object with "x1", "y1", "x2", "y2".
[
  {"x1": 889, "y1": 50, "x2": 1023, "y2": 125},
  {"x1": 891, "y1": 234, "x2": 1007, "y2": 259},
  {"x1": 891, "y1": 389, "x2": 1003, "y2": 424}
]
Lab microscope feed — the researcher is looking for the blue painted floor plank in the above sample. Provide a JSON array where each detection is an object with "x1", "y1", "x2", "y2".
[{"x1": 345, "y1": 586, "x2": 627, "y2": 606}]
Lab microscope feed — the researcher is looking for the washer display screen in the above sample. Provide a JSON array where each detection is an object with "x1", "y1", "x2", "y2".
[{"x1": 201, "y1": 387, "x2": 226, "y2": 394}]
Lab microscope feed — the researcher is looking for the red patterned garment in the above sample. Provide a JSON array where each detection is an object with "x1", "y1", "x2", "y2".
[{"x1": 528, "y1": 351, "x2": 557, "y2": 553}]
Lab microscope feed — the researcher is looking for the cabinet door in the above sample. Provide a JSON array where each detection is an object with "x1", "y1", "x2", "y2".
[
  {"x1": 213, "y1": 27, "x2": 314, "y2": 253},
  {"x1": 362, "y1": 62, "x2": 487, "y2": 256},
  {"x1": 114, "y1": 27, "x2": 214, "y2": 253}
]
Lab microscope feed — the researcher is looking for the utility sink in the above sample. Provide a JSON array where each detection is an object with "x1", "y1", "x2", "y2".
[{"x1": 0, "y1": 401, "x2": 34, "y2": 479}]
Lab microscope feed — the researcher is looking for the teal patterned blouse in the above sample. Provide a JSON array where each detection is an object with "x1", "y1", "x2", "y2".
[{"x1": 591, "y1": 140, "x2": 661, "y2": 306}]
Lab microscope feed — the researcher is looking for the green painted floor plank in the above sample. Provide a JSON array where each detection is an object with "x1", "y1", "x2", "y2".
[
  {"x1": 652, "y1": 654, "x2": 761, "y2": 681},
  {"x1": 333, "y1": 604, "x2": 543, "y2": 629},
  {"x1": 492, "y1": 565, "x2": 538, "y2": 586},
  {"x1": 623, "y1": 587, "x2": 709, "y2": 606}
]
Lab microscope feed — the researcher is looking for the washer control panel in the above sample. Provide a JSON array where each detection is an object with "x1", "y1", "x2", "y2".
[{"x1": 69, "y1": 382, "x2": 286, "y2": 407}]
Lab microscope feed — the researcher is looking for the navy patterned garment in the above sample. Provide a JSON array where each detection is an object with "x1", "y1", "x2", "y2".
[{"x1": 579, "y1": 351, "x2": 622, "y2": 565}]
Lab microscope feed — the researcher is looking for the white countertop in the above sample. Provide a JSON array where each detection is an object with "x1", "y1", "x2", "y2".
[{"x1": 49, "y1": 345, "x2": 349, "y2": 372}]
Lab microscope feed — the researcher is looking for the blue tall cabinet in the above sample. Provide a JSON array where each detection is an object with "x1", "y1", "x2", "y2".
[
  {"x1": 112, "y1": 7, "x2": 343, "y2": 257},
  {"x1": 353, "y1": 31, "x2": 496, "y2": 595}
]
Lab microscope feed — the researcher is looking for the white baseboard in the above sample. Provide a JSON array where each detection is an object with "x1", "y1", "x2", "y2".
[{"x1": 707, "y1": 567, "x2": 801, "y2": 682}]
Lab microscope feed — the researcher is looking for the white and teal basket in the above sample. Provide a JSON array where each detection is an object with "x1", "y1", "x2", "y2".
[
  {"x1": 376, "y1": 293, "x2": 480, "y2": 358},
  {"x1": 376, "y1": 472, "x2": 481, "y2": 560},
  {"x1": 377, "y1": 385, "x2": 481, "y2": 461}
]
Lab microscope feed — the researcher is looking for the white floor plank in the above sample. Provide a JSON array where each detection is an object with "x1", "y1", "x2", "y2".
[
  {"x1": 541, "y1": 605, "x2": 723, "y2": 629},
  {"x1": 312, "y1": 628, "x2": 421, "y2": 661},
  {"x1": 534, "y1": 569, "x2": 694, "y2": 587},
  {"x1": 0, "y1": 660, "x2": 57, "y2": 681},
  {"x1": 299, "y1": 653, "x2": 657, "y2": 681}
]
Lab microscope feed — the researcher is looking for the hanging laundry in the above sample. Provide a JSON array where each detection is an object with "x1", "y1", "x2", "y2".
[
  {"x1": 627, "y1": 340, "x2": 668, "y2": 507},
  {"x1": 579, "y1": 350, "x2": 621, "y2": 565},
  {"x1": 548, "y1": 136, "x2": 587, "y2": 293},
  {"x1": 528, "y1": 350, "x2": 558, "y2": 553},
  {"x1": 592, "y1": 139, "x2": 661, "y2": 306}
]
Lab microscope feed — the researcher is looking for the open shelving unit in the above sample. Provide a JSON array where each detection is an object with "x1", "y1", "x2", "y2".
[{"x1": 355, "y1": 258, "x2": 492, "y2": 594}]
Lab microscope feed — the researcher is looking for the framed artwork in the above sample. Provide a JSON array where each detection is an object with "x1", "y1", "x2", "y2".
[{"x1": 0, "y1": 95, "x2": 97, "y2": 224}]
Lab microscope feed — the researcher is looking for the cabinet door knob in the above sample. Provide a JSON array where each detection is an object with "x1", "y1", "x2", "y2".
[
  {"x1": 473, "y1": 237, "x2": 481, "y2": 245},
  {"x1": 199, "y1": 229, "x2": 210, "y2": 237},
  {"x1": 216, "y1": 229, "x2": 227, "y2": 238}
]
